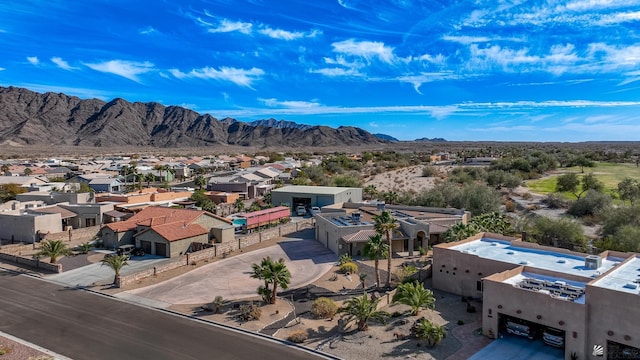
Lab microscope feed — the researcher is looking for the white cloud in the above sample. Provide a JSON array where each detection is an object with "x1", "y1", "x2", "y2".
[
  {"x1": 84, "y1": 60, "x2": 154, "y2": 82},
  {"x1": 369, "y1": 122, "x2": 379, "y2": 127},
  {"x1": 309, "y1": 67, "x2": 362, "y2": 77},
  {"x1": 208, "y1": 19, "x2": 253, "y2": 34},
  {"x1": 259, "y1": 98, "x2": 321, "y2": 108},
  {"x1": 258, "y1": 27, "x2": 304, "y2": 40},
  {"x1": 170, "y1": 66, "x2": 264, "y2": 87},
  {"x1": 442, "y1": 35, "x2": 492, "y2": 44},
  {"x1": 27, "y1": 56, "x2": 39, "y2": 65},
  {"x1": 396, "y1": 73, "x2": 459, "y2": 94},
  {"x1": 139, "y1": 26, "x2": 157, "y2": 35},
  {"x1": 51, "y1": 57, "x2": 77, "y2": 71},
  {"x1": 332, "y1": 39, "x2": 396, "y2": 64},
  {"x1": 0, "y1": 67, "x2": 5, "y2": 71}
]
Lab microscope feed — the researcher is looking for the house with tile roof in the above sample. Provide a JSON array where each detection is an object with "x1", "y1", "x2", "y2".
[{"x1": 99, "y1": 206, "x2": 234, "y2": 257}]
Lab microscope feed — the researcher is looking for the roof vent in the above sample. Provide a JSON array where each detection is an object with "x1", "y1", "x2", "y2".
[
  {"x1": 557, "y1": 259, "x2": 566, "y2": 264},
  {"x1": 624, "y1": 283, "x2": 638, "y2": 290},
  {"x1": 585, "y1": 255, "x2": 602, "y2": 270},
  {"x1": 506, "y1": 251, "x2": 515, "y2": 255}
]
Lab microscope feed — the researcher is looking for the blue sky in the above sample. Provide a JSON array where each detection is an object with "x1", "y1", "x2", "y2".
[{"x1": 1, "y1": 0, "x2": 640, "y2": 142}]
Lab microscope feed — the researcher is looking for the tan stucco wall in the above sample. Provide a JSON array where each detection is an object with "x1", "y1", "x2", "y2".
[
  {"x1": 0, "y1": 213, "x2": 62, "y2": 243},
  {"x1": 482, "y1": 271, "x2": 587, "y2": 358},
  {"x1": 100, "y1": 228, "x2": 132, "y2": 249}
]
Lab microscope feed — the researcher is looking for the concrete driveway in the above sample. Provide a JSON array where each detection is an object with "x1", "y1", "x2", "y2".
[
  {"x1": 47, "y1": 253, "x2": 169, "y2": 288},
  {"x1": 124, "y1": 231, "x2": 336, "y2": 305},
  {"x1": 469, "y1": 335, "x2": 564, "y2": 360}
]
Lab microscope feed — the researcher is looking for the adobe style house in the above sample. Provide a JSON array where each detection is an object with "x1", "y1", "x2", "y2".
[
  {"x1": 99, "y1": 206, "x2": 234, "y2": 257},
  {"x1": 433, "y1": 232, "x2": 640, "y2": 359},
  {"x1": 315, "y1": 203, "x2": 469, "y2": 257}
]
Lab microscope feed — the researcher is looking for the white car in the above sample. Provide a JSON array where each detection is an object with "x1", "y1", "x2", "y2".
[
  {"x1": 296, "y1": 206, "x2": 307, "y2": 216},
  {"x1": 310, "y1": 206, "x2": 321, "y2": 215}
]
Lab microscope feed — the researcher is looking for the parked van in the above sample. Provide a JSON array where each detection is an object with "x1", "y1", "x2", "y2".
[
  {"x1": 543, "y1": 327, "x2": 564, "y2": 348},
  {"x1": 506, "y1": 321, "x2": 537, "y2": 340}
]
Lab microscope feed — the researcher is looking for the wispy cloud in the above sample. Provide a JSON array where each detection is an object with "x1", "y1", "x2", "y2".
[
  {"x1": 84, "y1": 60, "x2": 154, "y2": 82},
  {"x1": 396, "y1": 73, "x2": 459, "y2": 94},
  {"x1": 7, "y1": 83, "x2": 112, "y2": 100},
  {"x1": 170, "y1": 66, "x2": 264, "y2": 88},
  {"x1": 332, "y1": 39, "x2": 396, "y2": 64},
  {"x1": 0, "y1": 67, "x2": 5, "y2": 71},
  {"x1": 442, "y1": 35, "x2": 492, "y2": 44},
  {"x1": 259, "y1": 98, "x2": 321, "y2": 108},
  {"x1": 208, "y1": 18, "x2": 253, "y2": 34},
  {"x1": 258, "y1": 27, "x2": 320, "y2": 40},
  {"x1": 309, "y1": 67, "x2": 362, "y2": 77},
  {"x1": 27, "y1": 56, "x2": 39, "y2": 66},
  {"x1": 51, "y1": 57, "x2": 77, "y2": 71},
  {"x1": 139, "y1": 26, "x2": 157, "y2": 35}
]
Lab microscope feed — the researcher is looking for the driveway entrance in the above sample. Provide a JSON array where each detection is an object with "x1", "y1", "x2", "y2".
[
  {"x1": 124, "y1": 230, "x2": 336, "y2": 305},
  {"x1": 469, "y1": 334, "x2": 564, "y2": 360}
]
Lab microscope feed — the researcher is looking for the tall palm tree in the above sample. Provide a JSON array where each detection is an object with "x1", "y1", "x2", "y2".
[
  {"x1": 250, "y1": 257, "x2": 291, "y2": 304},
  {"x1": 413, "y1": 318, "x2": 446, "y2": 347},
  {"x1": 392, "y1": 281, "x2": 435, "y2": 316},
  {"x1": 362, "y1": 233, "x2": 388, "y2": 288},
  {"x1": 36, "y1": 240, "x2": 72, "y2": 264},
  {"x1": 373, "y1": 210, "x2": 398, "y2": 288},
  {"x1": 101, "y1": 254, "x2": 129, "y2": 285},
  {"x1": 133, "y1": 172, "x2": 143, "y2": 190},
  {"x1": 338, "y1": 293, "x2": 389, "y2": 331}
]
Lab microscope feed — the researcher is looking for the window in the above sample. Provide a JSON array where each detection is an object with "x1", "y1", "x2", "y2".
[{"x1": 477, "y1": 280, "x2": 483, "y2": 292}]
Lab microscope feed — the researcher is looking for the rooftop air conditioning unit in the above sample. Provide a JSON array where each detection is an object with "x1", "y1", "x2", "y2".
[
  {"x1": 585, "y1": 255, "x2": 602, "y2": 270},
  {"x1": 351, "y1": 212, "x2": 361, "y2": 224}
]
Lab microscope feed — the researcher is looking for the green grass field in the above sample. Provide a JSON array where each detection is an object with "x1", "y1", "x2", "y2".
[{"x1": 526, "y1": 162, "x2": 640, "y2": 199}]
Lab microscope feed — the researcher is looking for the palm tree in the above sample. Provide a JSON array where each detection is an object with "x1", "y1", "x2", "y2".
[
  {"x1": 362, "y1": 233, "x2": 388, "y2": 288},
  {"x1": 383, "y1": 191, "x2": 399, "y2": 205},
  {"x1": 36, "y1": 240, "x2": 72, "y2": 264},
  {"x1": 338, "y1": 293, "x2": 389, "y2": 331},
  {"x1": 101, "y1": 254, "x2": 129, "y2": 285},
  {"x1": 373, "y1": 210, "x2": 398, "y2": 288},
  {"x1": 23, "y1": 167, "x2": 33, "y2": 176},
  {"x1": 250, "y1": 257, "x2": 291, "y2": 304},
  {"x1": 234, "y1": 198, "x2": 245, "y2": 213},
  {"x1": 133, "y1": 171, "x2": 143, "y2": 190},
  {"x1": 363, "y1": 185, "x2": 377, "y2": 200},
  {"x1": 194, "y1": 175, "x2": 207, "y2": 190},
  {"x1": 144, "y1": 172, "x2": 155, "y2": 188},
  {"x1": 412, "y1": 318, "x2": 446, "y2": 347},
  {"x1": 392, "y1": 281, "x2": 435, "y2": 316},
  {"x1": 1, "y1": 164, "x2": 8, "y2": 175}
]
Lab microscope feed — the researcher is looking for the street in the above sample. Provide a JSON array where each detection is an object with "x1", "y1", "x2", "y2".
[{"x1": 0, "y1": 271, "x2": 332, "y2": 360}]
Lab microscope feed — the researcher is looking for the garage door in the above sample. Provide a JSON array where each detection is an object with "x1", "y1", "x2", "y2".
[
  {"x1": 156, "y1": 243, "x2": 168, "y2": 257},
  {"x1": 140, "y1": 241, "x2": 152, "y2": 254}
]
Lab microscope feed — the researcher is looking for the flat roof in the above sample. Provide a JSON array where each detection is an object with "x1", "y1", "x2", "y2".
[
  {"x1": 591, "y1": 256, "x2": 640, "y2": 294},
  {"x1": 503, "y1": 271, "x2": 587, "y2": 304},
  {"x1": 451, "y1": 238, "x2": 620, "y2": 279},
  {"x1": 271, "y1": 185, "x2": 357, "y2": 195}
]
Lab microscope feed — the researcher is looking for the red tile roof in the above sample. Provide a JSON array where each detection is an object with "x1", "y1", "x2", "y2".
[
  {"x1": 103, "y1": 206, "x2": 231, "y2": 233},
  {"x1": 150, "y1": 222, "x2": 208, "y2": 242}
]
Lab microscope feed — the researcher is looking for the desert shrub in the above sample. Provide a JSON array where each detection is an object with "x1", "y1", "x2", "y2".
[
  {"x1": 521, "y1": 192, "x2": 532, "y2": 200},
  {"x1": 418, "y1": 247, "x2": 427, "y2": 256},
  {"x1": 0, "y1": 344, "x2": 13, "y2": 355},
  {"x1": 338, "y1": 253, "x2": 352, "y2": 265},
  {"x1": 545, "y1": 193, "x2": 566, "y2": 209},
  {"x1": 340, "y1": 262, "x2": 358, "y2": 274},
  {"x1": 568, "y1": 190, "x2": 612, "y2": 218},
  {"x1": 504, "y1": 200, "x2": 516, "y2": 212},
  {"x1": 288, "y1": 330, "x2": 309, "y2": 343},
  {"x1": 421, "y1": 166, "x2": 438, "y2": 177},
  {"x1": 237, "y1": 302, "x2": 262, "y2": 321},
  {"x1": 311, "y1": 297, "x2": 338, "y2": 319}
]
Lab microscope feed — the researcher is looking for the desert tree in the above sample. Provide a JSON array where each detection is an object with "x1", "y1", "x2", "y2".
[
  {"x1": 362, "y1": 233, "x2": 388, "y2": 288},
  {"x1": 36, "y1": 240, "x2": 72, "y2": 264},
  {"x1": 194, "y1": 175, "x2": 207, "y2": 190},
  {"x1": 373, "y1": 210, "x2": 399, "y2": 288}
]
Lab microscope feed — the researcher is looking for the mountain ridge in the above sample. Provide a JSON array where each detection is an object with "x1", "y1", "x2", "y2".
[{"x1": 0, "y1": 86, "x2": 386, "y2": 148}]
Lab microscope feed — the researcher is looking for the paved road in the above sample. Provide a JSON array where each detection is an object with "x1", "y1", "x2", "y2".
[
  {"x1": 0, "y1": 271, "x2": 331, "y2": 360},
  {"x1": 125, "y1": 232, "x2": 337, "y2": 304}
]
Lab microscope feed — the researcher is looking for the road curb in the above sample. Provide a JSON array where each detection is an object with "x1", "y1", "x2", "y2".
[{"x1": 81, "y1": 287, "x2": 343, "y2": 360}]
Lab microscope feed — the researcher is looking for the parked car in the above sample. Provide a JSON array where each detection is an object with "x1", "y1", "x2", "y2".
[
  {"x1": 542, "y1": 327, "x2": 564, "y2": 348},
  {"x1": 296, "y1": 205, "x2": 307, "y2": 216},
  {"x1": 506, "y1": 320, "x2": 538, "y2": 340},
  {"x1": 310, "y1": 206, "x2": 321, "y2": 215}
]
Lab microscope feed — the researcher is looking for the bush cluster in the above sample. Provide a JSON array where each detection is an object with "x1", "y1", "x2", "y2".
[{"x1": 311, "y1": 297, "x2": 338, "y2": 319}]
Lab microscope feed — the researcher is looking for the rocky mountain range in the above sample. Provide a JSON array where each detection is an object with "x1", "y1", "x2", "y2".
[{"x1": 0, "y1": 86, "x2": 386, "y2": 148}]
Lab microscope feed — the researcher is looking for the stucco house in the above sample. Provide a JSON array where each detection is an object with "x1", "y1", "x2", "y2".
[{"x1": 99, "y1": 206, "x2": 234, "y2": 257}]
